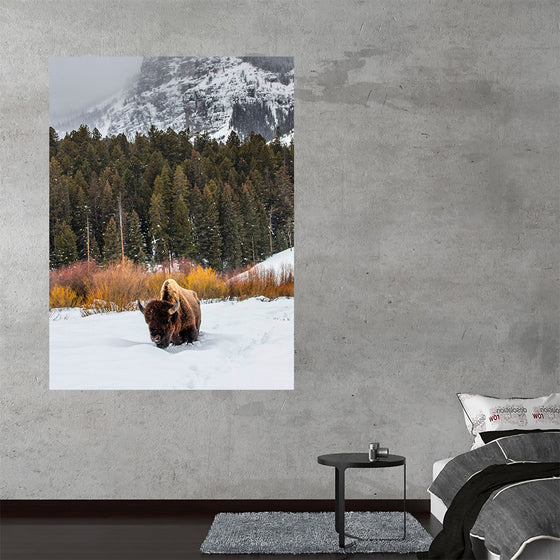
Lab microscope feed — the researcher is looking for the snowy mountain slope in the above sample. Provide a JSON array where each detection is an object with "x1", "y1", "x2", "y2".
[
  {"x1": 51, "y1": 57, "x2": 294, "y2": 142},
  {"x1": 232, "y1": 247, "x2": 294, "y2": 282},
  {"x1": 49, "y1": 297, "x2": 294, "y2": 390}
]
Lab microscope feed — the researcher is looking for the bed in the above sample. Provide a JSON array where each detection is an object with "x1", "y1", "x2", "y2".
[{"x1": 424, "y1": 393, "x2": 560, "y2": 560}]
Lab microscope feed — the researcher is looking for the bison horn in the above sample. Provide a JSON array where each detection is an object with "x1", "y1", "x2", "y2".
[
  {"x1": 137, "y1": 300, "x2": 145, "y2": 314},
  {"x1": 168, "y1": 299, "x2": 180, "y2": 315}
]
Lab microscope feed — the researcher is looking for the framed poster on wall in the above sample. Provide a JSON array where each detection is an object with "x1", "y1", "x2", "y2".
[{"x1": 48, "y1": 56, "x2": 294, "y2": 390}]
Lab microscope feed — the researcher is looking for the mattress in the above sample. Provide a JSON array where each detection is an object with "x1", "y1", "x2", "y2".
[{"x1": 429, "y1": 457, "x2": 452, "y2": 525}]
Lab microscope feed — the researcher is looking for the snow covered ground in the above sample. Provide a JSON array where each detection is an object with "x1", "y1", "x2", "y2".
[
  {"x1": 232, "y1": 247, "x2": 294, "y2": 282},
  {"x1": 49, "y1": 297, "x2": 293, "y2": 390}
]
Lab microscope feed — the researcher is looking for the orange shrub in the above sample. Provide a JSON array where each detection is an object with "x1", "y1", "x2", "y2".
[
  {"x1": 228, "y1": 265, "x2": 294, "y2": 300},
  {"x1": 183, "y1": 266, "x2": 228, "y2": 300},
  {"x1": 174, "y1": 257, "x2": 196, "y2": 276},
  {"x1": 49, "y1": 285, "x2": 82, "y2": 309},
  {"x1": 50, "y1": 258, "x2": 293, "y2": 313},
  {"x1": 49, "y1": 260, "x2": 99, "y2": 300},
  {"x1": 144, "y1": 269, "x2": 171, "y2": 299},
  {"x1": 143, "y1": 268, "x2": 193, "y2": 300},
  {"x1": 82, "y1": 260, "x2": 148, "y2": 314}
]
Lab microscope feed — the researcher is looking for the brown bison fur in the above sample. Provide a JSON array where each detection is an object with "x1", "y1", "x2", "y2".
[{"x1": 138, "y1": 279, "x2": 201, "y2": 349}]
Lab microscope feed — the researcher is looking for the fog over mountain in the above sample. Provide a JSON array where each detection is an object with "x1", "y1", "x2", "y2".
[
  {"x1": 51, "y1": 57, "x2": 294, "y2": 142},
  {"x1": 50, "y1": 57, "x2": 143, "y2": 118}
]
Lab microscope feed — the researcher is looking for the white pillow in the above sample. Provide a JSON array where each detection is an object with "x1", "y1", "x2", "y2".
[
  {"x1": 457, "y1": 392, "x2": 560, "y2": 438},
  {"x1": 470, "y1": 433, "x2": 485, "y2": 449}
]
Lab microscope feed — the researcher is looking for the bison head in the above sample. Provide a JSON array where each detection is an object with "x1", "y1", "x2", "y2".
[{"x1": 138, "y1": 298, "x2": 179, "y2": 349}]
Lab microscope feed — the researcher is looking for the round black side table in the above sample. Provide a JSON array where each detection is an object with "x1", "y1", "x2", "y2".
[{"x1": 317, "y1": 453, "x2": 406, "y2": 548}]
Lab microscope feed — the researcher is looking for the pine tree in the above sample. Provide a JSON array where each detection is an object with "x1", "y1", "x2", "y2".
[
  {"x1": 125, "y1": 210, "x2": 146, "y2": 263},
  {"x1": 50, "y1": 157, "x2": 71, "y2": 248},
  {"x1": 193, "y1": 131, "x2": 211, "y2": 154},
  {"x1": 158, "y1": 161, "x2": 174, "y2": 225},
  {"x1": 128, "y1": 154, "x2": 144, "y2": 182},
  {"x1": 48, "y1": 125, "x2": 294, "y2": 270},
  {"x1": 103, "y1": 217, "x2": 121, "y2": 264},
  {"x1": 49, "y1": 127, "x2": 59, "y2": 160},
  {"x1": 141, "y1": 150, "x2": 164, "y2": 206},
  {"x1": 272, "y1": 164, "x2": 294, "y2": 251},
  {"x1": 53, "y1": 221, "x2": 78, "y2": 267},
  {"x1": 172, "y1": 164, "x2": 190, "y2": 205},
  {"x1": 87, "y1": 172, "x2": 103, "y2": 255},
  {"x1": 161, "y1": 127, "x2": 184, "y2": 166},
  {"x1": 72, "y1": 124, "x2": 91, "y2": 147},
  {"x1": 178, "y1": 129, "x2": 193, "y2": 160},
  {"x1": 99, "y1": 180, "x2": 114, "y2": 251},
  {"x1": 112, "y1": 169, "x2": 124, "y2": 200},
  {"x1": 189, "y1": 185, "x2": 204, "y2": 222},
  {"x1": 111, "y1": 144, "x2": 125, "y2": 165},
  {"x1": 189, "y1": 185, "x2": 203, "y2": 254},
  {"x1": 89, "y1": 234, "x2": 102, "y2": 263},
  {"x1": 149, "y1": 191, "x2": 168, "y2": 264},
  {"x1": 95, "y1": 141, "x2": 110, "y2": 174},
  {"x1": 218, "y1": 156, "x2": 234, "y2": 184},
  {"x1": 225, "y1": 130, "x2": 241, "y2": 165},
  {"x1": 271, "y1": 126, "x2": 283, "y2": 154},
  {"x1": 71, "y1": 183, "x2": 89, "y2": 260},
  {"x1": 159, "y1": 161, "x2": 173, "y2": 217},
  {"x1": 173, "y1": 195, "x2": 196, "y2": 260},
  {"x1": 53, "y1": 135, "x2": 73, "y2": 173},
  {"x1": 248, "y1": 168, "x2": 266, "y2": 200},
  {"x1": 84, "y1": 144, "x2": 98, "y2": 179},
  {"x1": 240, "y1": 181, "x2": 268, "y2": 264},
  {"x1": 148, "y1": 124, "x2": 164, "y2": 153},
  {"x1": 123, "y1": 168, "x2": 138, "y2": 207},
  {"x1": 168, "y1": 165, "x2": 194, "y2": 258},
  {"x1": 196, "y1": 182, "x2": 222, "y2": 269},
  {"x1": 219, "y1": 183, "x2": 243, "y2": 270},
  {"x1": 255, "y1": 199, "x2": 270, "y2": 259},
  {"x1": 143, "y1": 151, "x2": 164, "y2": 190}
]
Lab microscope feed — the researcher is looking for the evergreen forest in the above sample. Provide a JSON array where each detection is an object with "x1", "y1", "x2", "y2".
[{"x1": 49, "y1": 125, "x2": 294, "y2": 272}]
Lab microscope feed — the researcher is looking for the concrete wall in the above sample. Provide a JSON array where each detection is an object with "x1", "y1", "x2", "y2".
[{"x1": 1, "y1": 0, "x2": 558, "y2": 500}]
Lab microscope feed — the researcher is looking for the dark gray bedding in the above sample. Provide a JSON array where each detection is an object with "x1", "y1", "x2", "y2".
[
  {"x1": 429, "y1": 442, "x2": 505, "y2": 507},
  {"x1": 497, "y1": 431, "x2": 560, "y2": 462},
  {"x1": 471, "y1": 477, "x2": 560, "y2": 560},
  {"x1": 421, "y1": 463, "x2": 559, "y2": 559},
  {"x1": 429, "y1": 432, "x2": 560, "y2": 506},
  {"x1": 428, "y1": 432, "x2": 560, "y2": 560}
]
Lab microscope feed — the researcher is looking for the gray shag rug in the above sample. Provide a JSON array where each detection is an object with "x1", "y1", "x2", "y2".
[{"x1": 200, "y1": 511, "x2": 433, "y2": 554}]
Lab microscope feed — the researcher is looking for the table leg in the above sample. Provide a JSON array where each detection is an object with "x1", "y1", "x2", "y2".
[
  {"x1": 335, "y1": 467, "x2": 345, "y2": 547},
  {"x1": 403, "y1": 460, "x2": 407, "y2": 540}
]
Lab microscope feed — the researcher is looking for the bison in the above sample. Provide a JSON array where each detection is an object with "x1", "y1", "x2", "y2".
[{"x1": 138, "y1": 279, "x2": 201, "y2": 349}]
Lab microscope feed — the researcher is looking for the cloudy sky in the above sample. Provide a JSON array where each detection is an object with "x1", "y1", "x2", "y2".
[{"x1": 50, "y1": 57, "x2": 143, "y2": 118}]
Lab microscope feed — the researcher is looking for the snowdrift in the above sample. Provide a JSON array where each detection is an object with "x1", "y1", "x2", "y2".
[
  {"x1": 232, "y1": 247, "x2": 294, "y2": 283},
  {"x1": 50, "y1": 297, "x2": 293, "y2": 390}
]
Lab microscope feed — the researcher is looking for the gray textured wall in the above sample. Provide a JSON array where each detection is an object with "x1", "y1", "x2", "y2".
[{"x1": 1, "y1": 0, "x2": 558, "y2": 500}]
